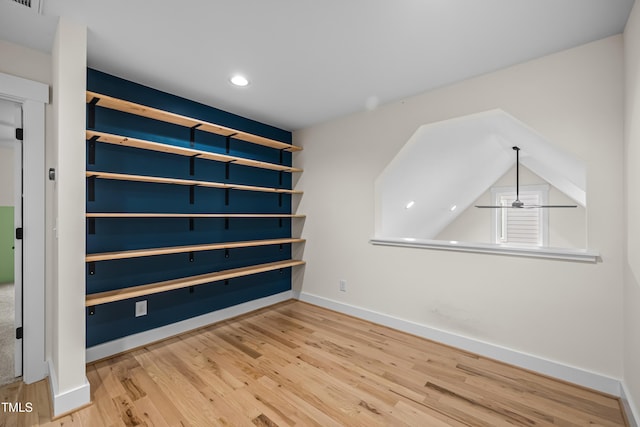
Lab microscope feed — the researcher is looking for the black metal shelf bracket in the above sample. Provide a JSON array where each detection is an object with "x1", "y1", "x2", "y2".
[
  {"x1": 225, "y1": 217, "x2": 230, "y2": 230},
  {"x1": 189, "y1": 218, "x2": 194, "y2": 231},
  {"x1": 189, "y1": 251, "x2": 195, "y2": 262},
  {"x1": 225, "y1": 188, "x2": 230, "y2": 206},
  {"x1": 189, "y1": 124, "x2": 201, "y2": 148},
  {"x1": 189, "y1": 156, "x2": 196, "y2": 176},
  {"x1": 278, "y1": 193, "x2": 283, "y2": 207},
  {"x1": 88, "y1": 217, "x2": 96, "y2": 235},
  {"x1": 189, "y1": 185, "x2": 195, "y2": 205},
  {"x1": 88, "y1": 306, "x2": 95, "y2": 316},
  {"x1": 189, "y1": 286, "x2": 195, "y2": 294},
  {"x1": 88, "y1": 262, "x2": 96, "y2": 275},
  {"x1": 225, "y1": 248, "x2": 230, "y2": 259},
  {"x1": 88, "y1": 135, "x2": 99, "y2": 165},
  {"x1": 225, "y1": 162, "x2": 231, "y2": 180},
  {"x1": 225, "y1": 134, "x2": 237, "y2": 154},
  {"x1": 88, "y1": 176, "x2": 96, "y2": 202},
  {"x1": 87, "y1": 97, "x2": 99, "y2": 129}
]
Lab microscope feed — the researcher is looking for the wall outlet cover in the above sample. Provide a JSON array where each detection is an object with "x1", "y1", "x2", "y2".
[{"x1": 135, "y1": 300, "x2": 147, "y2": 317}]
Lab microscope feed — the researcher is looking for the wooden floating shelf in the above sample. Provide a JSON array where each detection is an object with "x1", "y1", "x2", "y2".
[
  {"x1": 87, "y1": 130, "x2": 302, "y2": 173},
  {"x1": 86, "y1": 213, "x2": 306, "y2": 219},
  {"x1": 87, "y1": 91, "x2": 302, "y2": 152},
  {"x1": 85, "y1": 259, "x2": 305, "y2": 306},
  {"x1": 86, "y1": 171, "x2": 303, "y2": 194},
  {"x1": 86, "y1": 237, "x2": 305, "y2": 262}
]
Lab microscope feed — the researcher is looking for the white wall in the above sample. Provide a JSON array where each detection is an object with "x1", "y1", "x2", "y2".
[
  {"x1": 624, "y1": 0, "x2": 640, "y2": 418},
  {"x1": 0, "y1": 39, "x2": 51, "y2": 85},
  {"x1": 295, "y1": 35, "x2": 624, "y2": 382},
  {"x1": 49, "y1": 17, "x2": 88, "y2": 415}
]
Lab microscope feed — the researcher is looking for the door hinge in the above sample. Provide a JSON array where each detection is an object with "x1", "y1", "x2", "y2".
[
  {"x1": 16, "y1": 327, "x2": 23, "y2": 340},
  {"x1": 15, "y1": 128, "x2": 23, "y2": 141},
  {"x1": 16, "y1": 228, "x2": 23, "y2": 240}
]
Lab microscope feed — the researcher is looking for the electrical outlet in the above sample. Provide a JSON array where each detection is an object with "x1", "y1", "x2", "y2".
[
  {"x1": 135, "y1": 300, "x2": 147, "y2": 317},
  {"x1": 339, "y1": 279, "x2": 347, "y2": 292}
]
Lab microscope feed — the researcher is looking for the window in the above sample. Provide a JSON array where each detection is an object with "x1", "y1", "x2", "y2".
[{"x1": 491, "y1": 185, "x2": 549, "y2": 246}]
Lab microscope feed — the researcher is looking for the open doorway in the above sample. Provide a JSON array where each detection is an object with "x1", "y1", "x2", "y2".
[{"x1": 0, "y1": 98, "x2": 22, "y2": 386}]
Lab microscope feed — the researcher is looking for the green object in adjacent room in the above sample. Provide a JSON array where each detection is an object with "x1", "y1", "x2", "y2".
[{"x1": 0, "y1": 206, "x2": 14, "y2": 284}]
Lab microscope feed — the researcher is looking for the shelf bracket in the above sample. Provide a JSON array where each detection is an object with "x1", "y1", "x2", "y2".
[
  {"x1": 189, "y1": 252, "x2": 195, "y2": 262},
  {"x1": 278, "y1": 193, "x2": 283, "y2": 207},
  {"x1": 279, "y1": 218, "x2": 283, "y2": 228},
  {"x1": 189, "y1": 286, "x2": 195, "y2": 294},
  {"x1": 225, "y1": 162, "x2": 231, "y2": 180},
  {"x1": 189, "y1": 124, "x2": 201, "y2": 148},
  {"x1": 225, "y1": 134, "x2": 237, "y2": 154},
  {"x1": 88, "y1": 262, "x2": 96, "y2": 276},
  {"x1": 189, "y1": 185, "x2": 195, "y2": 205},
  {"x1": 88, "y1": 217, "x2": 96, "y2": 235},
  {"x1": 88, "y1": 135, "x2": 99, "y2": 165},
  {"x1": 87, "y1": 97, "x2": 99, "y2": 129},
  {"x1": 279, "y1": 149, "x2": 285, "y2": 165},
  {"x1": 224, "y1": 279, "x2": 229, "y2": 286},
  {"x1": 189, "y1": 217, "x2": 194, "y2": 231},
  {"x1": 88, "y1": 306, "x2": 95, "y2": 316},
  {"x1": 225, "y1": 188, "x2": 230, "y2": 206},
  {"x1": 225, "y1": 217, "x2": 229, "y2": 230},
  {"x1": 279, "y1": 171, "x2": 283, "y2": 187},
  {"x1": 87, "y1": 176, "x2": 96, "y2": 202},
  {"x1": 189, "y1": 156, "x2": 196, "y2": 176},
  {"x1": 225, "y1": 248, "x2": 230, "y2": 259}
]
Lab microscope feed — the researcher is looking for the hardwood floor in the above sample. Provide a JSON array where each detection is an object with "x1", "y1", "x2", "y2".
[{"x1": 0, "y1": 300, "x2": 628, "y2": 426}]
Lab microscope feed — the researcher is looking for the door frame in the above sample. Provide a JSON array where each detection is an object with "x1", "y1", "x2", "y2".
[
  {"x1": 0, "y1": 101, "x2": 24, "y2": 377},
  {"x1": 0, "y1": 72, "x2": 48, "y2": 384}
]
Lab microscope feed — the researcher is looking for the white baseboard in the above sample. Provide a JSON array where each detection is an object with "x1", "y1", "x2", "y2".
[
  {"x1": 621, "y1": 381, "x2": 640, "y2": 427},
  {"x1": 86, "y1": 290, "x2": 293, "y2": 363},
  {"x1": 47, "y1": 359, "x2": 90, "y2": 418},
  {"x1": 295, "y1": 292, "x2": 622, "y2": 396}
]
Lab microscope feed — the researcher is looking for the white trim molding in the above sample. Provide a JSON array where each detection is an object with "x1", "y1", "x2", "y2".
[
  {"x1": 86, "y1": 291, "x2": 293, "y2": 363},
  {"x1": 370, "y1": 237, "x2": 600, "y2": 263},
  {"x1": 47, "y1": 359, "x2": 90, "y2": 418},
  {"x1": 296, "y1": 292, "x2": 622, "y2": 396},
  {"x1": 621, "y1": 382, "x2": 640, "y2": 427},
  {"x1": 0, "y1": 71, "x2": 49, "y2": 384}
]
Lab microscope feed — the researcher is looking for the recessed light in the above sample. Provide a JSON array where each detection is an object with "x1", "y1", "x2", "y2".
[
  {"x1": 405, "y1": 201, "x2": 415, "y2": 209},
  {"x1": 230, "y1": 74, "x2": 249, "y2": 87},
  {"x1": 450, "y1": 205, "x2": 457, "y2": 212}
]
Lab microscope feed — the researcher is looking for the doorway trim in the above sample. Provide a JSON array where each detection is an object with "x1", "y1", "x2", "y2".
[{"x1": 0, "y1": 71, "x2": 48, "y2": 383}]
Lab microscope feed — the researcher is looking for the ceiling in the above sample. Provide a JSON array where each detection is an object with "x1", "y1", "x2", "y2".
[{"x1": 0, "y1": 0, "x2": 635, "y2": 130}]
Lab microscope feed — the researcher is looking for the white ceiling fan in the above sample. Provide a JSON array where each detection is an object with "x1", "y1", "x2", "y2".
[{"x1": 475, "y1": 146, "x2": 577, "y2": 209}]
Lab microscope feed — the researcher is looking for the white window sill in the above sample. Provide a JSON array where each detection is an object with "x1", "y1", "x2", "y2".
[{"x1": 369, "y1": 237, "x2": 600, "y2": 263}]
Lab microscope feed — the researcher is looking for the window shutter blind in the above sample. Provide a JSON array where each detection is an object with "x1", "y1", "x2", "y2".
[{"x1": 499, "y1": 193, "x2": 541, "y2": 246}]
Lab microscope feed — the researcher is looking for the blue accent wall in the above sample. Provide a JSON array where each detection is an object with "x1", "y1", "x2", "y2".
[{"x1": 86, "y1": 69, "x2": 295, "y2": 347}]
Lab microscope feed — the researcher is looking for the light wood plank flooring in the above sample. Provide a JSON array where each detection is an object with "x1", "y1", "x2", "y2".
[{"x1": 0, "y1": 300, "x2": 628, "y2": 426}]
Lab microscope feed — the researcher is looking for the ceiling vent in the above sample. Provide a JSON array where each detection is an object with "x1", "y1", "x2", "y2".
[{"x1": 10, "y1": 0, "x2": 43, "y2": 13}]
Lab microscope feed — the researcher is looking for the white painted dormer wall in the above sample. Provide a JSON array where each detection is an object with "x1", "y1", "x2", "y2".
[
  {"x1": 374, "y1": 109, "x2": 587, "y2": 242},
  {"x1": 296, "y1": 35, "x2": 625, "y2": 395}
]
